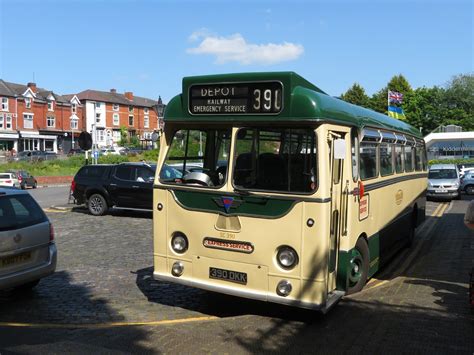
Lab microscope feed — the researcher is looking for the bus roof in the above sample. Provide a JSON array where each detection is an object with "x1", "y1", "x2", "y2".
[{"x1": 165, "y1": 71, "x2": 422, "y2": 138}]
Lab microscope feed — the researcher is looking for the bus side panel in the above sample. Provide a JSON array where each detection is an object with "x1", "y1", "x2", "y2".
[
  {"x1": 300, "y1": 201, "x2": 331, "y2": 305},
  {"x1": 153, "y1": 188, "x2": 169, "y2": 275}
]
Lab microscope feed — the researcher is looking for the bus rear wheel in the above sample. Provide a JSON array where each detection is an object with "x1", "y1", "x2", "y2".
[{"x1": 347, "y1": 238, "x2": 369, "y2": 295}]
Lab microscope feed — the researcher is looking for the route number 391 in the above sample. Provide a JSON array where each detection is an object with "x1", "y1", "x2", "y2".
[{"x1": 252, "y1": 89, "x2": 282, "y2": 113}]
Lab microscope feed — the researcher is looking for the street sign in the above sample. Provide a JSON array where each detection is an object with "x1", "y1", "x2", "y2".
[
  {"x1": 78, "y1": 132, "x2": 93, "y2": 150},
  {"x1": 151, "y1": 132, "x2": 159, "y2": 142}
]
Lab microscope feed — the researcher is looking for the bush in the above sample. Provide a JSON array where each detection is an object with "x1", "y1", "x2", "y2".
[
  {"x1": 98, "y1": 155, "x2": 129, "y2": 164},
  {"x1": 429, "y1": 158, "x2": 474, "y2": 165}
]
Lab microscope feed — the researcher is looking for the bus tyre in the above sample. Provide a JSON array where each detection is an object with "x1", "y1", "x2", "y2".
[
  {"x1": 88, "y1": 193, "x2": 108, "y2": 216},
  {"x1": 347, "y1": 238, "x2": 369, "y2": 295}
]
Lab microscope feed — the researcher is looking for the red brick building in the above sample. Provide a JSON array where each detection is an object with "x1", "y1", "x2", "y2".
[
  {"x1": 0, "y1": 80, "x2": 84, "y2": 155},
  {"x1": 74, "y1": 89, "x2": 160, "y2": 148}
]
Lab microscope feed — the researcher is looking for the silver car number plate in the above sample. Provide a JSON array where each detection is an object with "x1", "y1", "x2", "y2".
[{"x1": 209, "y1": 267, "x2": 247, "y2": 285}]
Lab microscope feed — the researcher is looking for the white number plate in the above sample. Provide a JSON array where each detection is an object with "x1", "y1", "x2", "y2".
[{"x1": 435, "y1": 189, "x2": 448, "y2": 193}]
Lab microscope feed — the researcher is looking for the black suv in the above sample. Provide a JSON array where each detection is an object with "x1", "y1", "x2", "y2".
[{"x1": 71, "y1": 162, "x2": 157, "y2": 216}]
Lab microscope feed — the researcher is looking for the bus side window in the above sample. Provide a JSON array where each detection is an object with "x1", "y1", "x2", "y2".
[
  {"x1": 359, "y1": 142, "x2": 377, "y2": 180},
  {"x1": 380, "y1": 142, "x2": 394, "y2": 176},
  {"x1": 404, "y1": 145, "x2": 414, "y2": 172},
  {"x1": 415, "y1": 146, "x2": 423, "y2": 171},
  {"x1": 394, "y1": 145, "x2": 404, "y2": 173}
]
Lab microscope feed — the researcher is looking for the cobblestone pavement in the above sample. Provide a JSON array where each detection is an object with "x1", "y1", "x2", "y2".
[{"x1": 0, "y1": 198, "x2": 472, "y2": 354}]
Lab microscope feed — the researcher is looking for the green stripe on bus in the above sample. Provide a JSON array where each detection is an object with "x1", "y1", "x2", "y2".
[{"x1": 172, "y1": 190, "x2": 298, "y2": 219}]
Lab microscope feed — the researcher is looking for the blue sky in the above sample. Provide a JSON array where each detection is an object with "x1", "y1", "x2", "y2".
[{"x1": 0, "y1": 0, "x2": 472, "y2": 103}]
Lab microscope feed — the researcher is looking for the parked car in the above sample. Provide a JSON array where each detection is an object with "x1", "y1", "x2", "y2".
[
  {"x1": 100, "y1": 148, "x2": 120, "y2": 156},
  {"x1": 71, "y1": 162, "x2": 158, "y2": 216},
  {"x1": 460, "y1": 171, "x2": 474, "y2": 195},
  {"x1": 67, "y1": 148, "x2": 85, "y2": 157},
  {"x1": 0, "y1": 188, "x2": 57, "y2": 291},
  {"x1": 10, "y1": 170, "x2": 38, "y2": 189},
  {"x1": 11, "y1": 150, "x2": 57, "y2": 162},
  {"x1": 427, "y1": 164, "x2": 461, "y2": 201},
  {"x1": 0, "y1": 172, "x2": 19, "y2": 188}
]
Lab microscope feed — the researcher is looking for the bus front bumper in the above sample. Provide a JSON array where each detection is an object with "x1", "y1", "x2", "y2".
[{"x1": 153, "y1": 271, "x2": 326, "y2": 311}]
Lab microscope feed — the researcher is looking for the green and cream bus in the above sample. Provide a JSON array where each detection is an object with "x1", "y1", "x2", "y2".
[{"x1": 153, "y1": 72, "x2": 427, "y2": 312}]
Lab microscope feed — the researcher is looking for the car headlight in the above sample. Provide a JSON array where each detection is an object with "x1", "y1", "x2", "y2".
[
  {"x1": 276, "y1": 246, "x2": 298, "y2": 269},
  {"x1": 171, "y1": 232, "x2": 188, "y2": 253}
]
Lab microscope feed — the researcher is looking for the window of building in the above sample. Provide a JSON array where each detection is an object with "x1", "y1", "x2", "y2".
[
  {"x1": 96, "y1": 113, "x2": 101, "y2": 123},
  {"x1": 71, "y1": 103, "x2": 77, "y2": 113},
  {"x1": 404, "y1": 146, "x2": 414, "y2": 172},
  {"x1": 95, "y1": 102, "x2": 101, "y2": 109},
  {"x1": 1, "y1": 97, "x2": 8, "y2": 111},
  {"x1": 5, "y1": 114, "x2": 11, "y2": 129},
  {"x1": 379, "y1": 142, "x2": 394, "y2": 176},
  {"x1": 97, "y1": 129, "x2": 104, "y2": 142},
  {"x1": 70, "y1": 118, "x2": 78, "y2": 130},
  {"x1": 359, "y1": 142, "x2": 378, "y2": 180},
  {"x1": 144, "y1": 115, "x2": 149, "y2": 128},
  {"x1": 0, "y1": 114, "x2": 4, "y2": 129},
  {"x1": 113, "y1": 130, "x2": 121, "y2": 141},
  {"x1": 47, "y1": 116, "x2": 55, "y2": 128},
  {"x1": 25, "y1": 97, "x2": 32, "y2": 109},
  {"x1": 128, "y1": 106, "x2": 134, "y2": 113},
  {"x1": 113, "y1": 104, "x2": 119, "y2": 111},
  {"x1": 23, "y1": 113, "x2": 33, "y2": 129},
  {"x1": 128, "y1": 115, "x2": 134, "y2": 126},
  {"x1": 113, "y1": 113, "x2": 119, "y2": 126},
  {"x1": 48, "y1": 101, "x2": 54, "y2": 111},
  {"x1": 144, "y1": 108, "x2": 149, "y2": 114}
]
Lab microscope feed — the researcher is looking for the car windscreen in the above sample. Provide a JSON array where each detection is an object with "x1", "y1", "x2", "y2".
[
  {"x1": 0, "y1": 194, "x2": 48, "y2": 231},
  {"x1": 428, "y1": 169, "x2": 457, "y2": 179}
]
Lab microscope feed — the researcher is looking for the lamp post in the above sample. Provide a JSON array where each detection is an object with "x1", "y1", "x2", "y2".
[{"x1": 156, "y1": 96, "x2": 165, "y2": 149}]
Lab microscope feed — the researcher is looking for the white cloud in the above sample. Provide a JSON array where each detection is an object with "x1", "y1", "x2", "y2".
[
  {"x1": 187, "y1": 32, "x2": 304, "y2": 65},
  {"x1": 188, "y1": 28, "x2": 214, "y2": 42}
]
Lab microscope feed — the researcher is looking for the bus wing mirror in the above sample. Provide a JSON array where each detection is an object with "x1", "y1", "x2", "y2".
[{"x1": 334, "y1": 139, "x2": 346, "y2": 160}]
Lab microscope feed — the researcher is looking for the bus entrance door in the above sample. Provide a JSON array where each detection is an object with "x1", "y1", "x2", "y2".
[{"x1": 327, "y1": 131, "x2": 350, "y2": 303}]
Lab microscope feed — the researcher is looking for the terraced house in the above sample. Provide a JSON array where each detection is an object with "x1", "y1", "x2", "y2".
[
  {"x1": 0, "y1": 80, "x2": 83, "y2": 155},
  {"x1": 74, "y1": 89, "x2": 160, "y2": 148}
]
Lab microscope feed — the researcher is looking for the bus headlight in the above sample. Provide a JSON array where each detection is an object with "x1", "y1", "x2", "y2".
[
  {"x1": 276, "y1": 246, "x2": 298, "y2": 269},
  {"x1": 171, "y1": 232, "x2": 188, "y2": 253},
  {"x1": 276, "y1": 280, "x2": 292, "y2": 296}
]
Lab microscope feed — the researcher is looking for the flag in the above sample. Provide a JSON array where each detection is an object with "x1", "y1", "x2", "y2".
[
  {"x1": 388, "y1": 106, "x2": 406, "y2": 119},
  {"x1": 388, "y1": 90, "x2": 404, "y2": 104}
]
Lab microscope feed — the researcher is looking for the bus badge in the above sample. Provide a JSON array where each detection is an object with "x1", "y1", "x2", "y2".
[{"x1": 213, "y1": 196, "x2": 242, "y2": 213}]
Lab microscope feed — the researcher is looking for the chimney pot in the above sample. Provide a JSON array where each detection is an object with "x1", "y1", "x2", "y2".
[
  {"x1": 27, "y1": 82, "x2": 37, "y2": 93},
  {"x1": 125, "y1": 91, "x2": 133, "y2": 100},
  {"x1": 110, "y1": 88, "x2": 117, "y2": 93}
]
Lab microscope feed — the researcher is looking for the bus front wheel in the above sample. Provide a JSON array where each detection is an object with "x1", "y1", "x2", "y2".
[{"x1": 347, "y1": 238, "x2": 369, "y2": 295}]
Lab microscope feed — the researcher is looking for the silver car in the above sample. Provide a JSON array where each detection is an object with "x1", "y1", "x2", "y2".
[
  {"x1": 0, "y1": 188, "x2": 57, "y2": 291},
  {"x1": 461, "y1": 171, "x2": 474, "y2": 195},
  {"x1": 427, "y1": 164, "x2": 461, "y2": 201}
]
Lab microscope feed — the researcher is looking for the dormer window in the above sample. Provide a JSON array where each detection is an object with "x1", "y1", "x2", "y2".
[
  {"x1": 113, "y1": 104, "x2": 119, "y2": 111},
  {"x1": 1, "y1": 97, "x2": 8, "y2": 111},
  {"x1": 71, "y1": 103, "x2": 77, "y2": 113},
  {"x1": 25, "y1": 97, "x2": 32, "y2": 109},
  {"x1": 48, "y1": 101, "x2": 54, "y2": 111}
]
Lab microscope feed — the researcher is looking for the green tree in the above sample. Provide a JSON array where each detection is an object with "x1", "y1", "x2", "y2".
[
  {"x1": 340, "y1": 83, "x2": 370, "y2": 108},
  {"x1": 441, "y1": 73, "x2": 474, "y2": 130},
  {"x1": 119, "y1": 125, "x2": 128, "y2": 146},
  {"x1": 369, "y1": 74, "x2": 413, "y2": 117}
]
